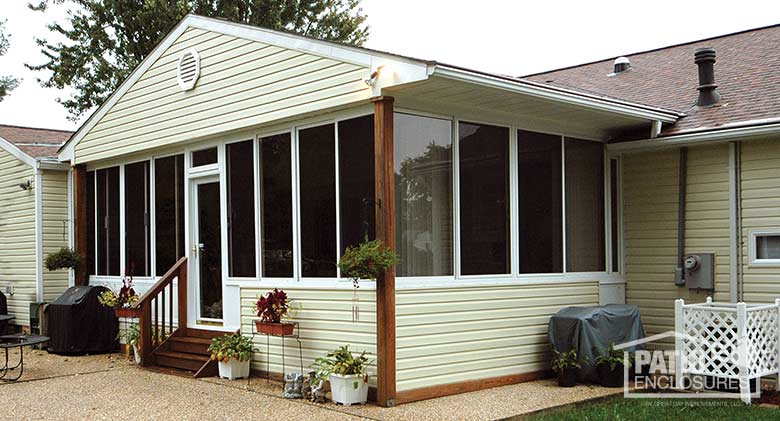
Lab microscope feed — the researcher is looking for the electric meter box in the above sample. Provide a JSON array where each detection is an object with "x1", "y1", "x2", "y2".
[{"x1": 683, "y1": 253, "x2": 715, "y2": 290}]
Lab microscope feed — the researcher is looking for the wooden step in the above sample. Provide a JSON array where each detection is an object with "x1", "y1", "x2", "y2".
[
  {"x1": 186, "y1": 328, "x2": 228, "y2": 339},
  {"x1": 169, "y1": 336, "x2": 212, "y2": 355},
  {"x1": 155, "y1": 350, "x2": 210, "y2": 372}
]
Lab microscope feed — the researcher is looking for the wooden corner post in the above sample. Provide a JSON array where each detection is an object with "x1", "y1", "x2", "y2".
[
  {"x1": 73, "y1": 164, "x2": 89, "y2": 286},
  {"x1": 373, "y1": 96, "x2": 396, "y2": 407}
]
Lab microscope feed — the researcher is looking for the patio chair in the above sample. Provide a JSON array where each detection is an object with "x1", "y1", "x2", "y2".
[{"x1": 0, "y1": 291, "x2": 7, "y2": 335}]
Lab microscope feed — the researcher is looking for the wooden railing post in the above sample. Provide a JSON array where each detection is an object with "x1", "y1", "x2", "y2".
[
  {"x1": 73, "y1": 164, "x2": 88, "y2": 286},
  {"x1": 178, "y1": 262, "x2": 188, "y2": 332},
  {"x1": 139, "y1": 301, "x2": 152, "y2": 366}
]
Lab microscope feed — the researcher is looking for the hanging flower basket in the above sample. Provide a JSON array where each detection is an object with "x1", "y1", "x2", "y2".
[
  {"x1": 255, "y1": 321, "x2": 295, "y2": 336},
  {"x1": 115, "y1": 307, "x2": 140, "y2": 318}
]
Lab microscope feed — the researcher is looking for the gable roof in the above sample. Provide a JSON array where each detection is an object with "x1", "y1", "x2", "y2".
[
  {"x1": 0, "y1": 124, "x2": 72, "y2": 164},
  {"x1": 525, "y1": 24, "x2": 780, "y2": 137}
]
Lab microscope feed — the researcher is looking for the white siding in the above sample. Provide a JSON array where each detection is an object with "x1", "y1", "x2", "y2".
[
  {"x1": 75, "y1": 27, "x2": 371, "y2": 163},
  {"x1": 395, "y1": 282, "x2": 599, "y2": 392},
  {"x1": 0, "y1": 148, "x2": 35, "y2": 325}
]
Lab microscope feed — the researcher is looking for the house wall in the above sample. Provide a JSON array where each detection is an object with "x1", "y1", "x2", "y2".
[
  {"x1": 622, "y1": 144, "x2": 732, "y2": 341},
  {"x1": 239, "y1": 286, "x2": 377, "y2": 384},
  {"x1": 739, "y1": 138, "x2": 780, "y2": 303},
  {"x1": 74, "y1": 27, "x2": 372, "y2": 164},
  {"x1": 0, "y1": 148, "x2": 36, "y2": 325},
  {"x1": 395, "y1": 281, "x2": 599, "y2": 392},
  {"x1": 41, "y1": 169, "x2": 71, "y2": 302}
]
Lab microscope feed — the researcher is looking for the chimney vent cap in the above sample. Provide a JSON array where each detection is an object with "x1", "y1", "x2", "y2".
[{"x1": 612, "y1": 56, "x2": 631, "y2": 74}]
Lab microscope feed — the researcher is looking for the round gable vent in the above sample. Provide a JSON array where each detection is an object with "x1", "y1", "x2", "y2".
[{"x1": 177, "y1": 48, "x2": 200, "y2": 91}]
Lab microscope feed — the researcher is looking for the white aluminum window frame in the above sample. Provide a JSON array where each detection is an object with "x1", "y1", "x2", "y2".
[{"x1": 748, "y1": 229, "x2": 780, "y2": 267}]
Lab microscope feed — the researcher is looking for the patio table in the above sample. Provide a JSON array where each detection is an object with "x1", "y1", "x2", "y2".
[{"x1": 0, "y1": 334, "x2": 49, "y2": 381}]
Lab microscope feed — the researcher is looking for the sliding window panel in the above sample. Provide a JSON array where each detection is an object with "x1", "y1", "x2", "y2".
[
  {"x1": 459, "y1": 122, "x2": 510, "y2": 275},
  {"x1": 298, "y1": 124, "x2": 337, "y2": 277},
  {"x1": 259, "y1": 134, "x2": 294, "y2": 277},
  {"x1": 517, "y1": 130, "x2": 563, "y2": 273},
  {"x1": 227, "y1": 140, "x2": 257, "y2": 277},
  {"x1": 338, "y1": 115, "x2": 376, "y2": 256},
  {"x1": 86, "y1": 171, "x2": 95, "y2": 277},
  {"x1": 394, "y1": 113, "x2": 453, "y2": 277},
  {"x1": 565, "y1": 138, "x2": 605, "y2": 272},
  {"x1": 154, "y1": 155, "x2": 185, "y2": 275},
  {"x1": 124, "y1": 161, "x2": 150, "y2": 277},
  {"x1": 96, "y1": 166, "x2": 120, "y2": 276}
]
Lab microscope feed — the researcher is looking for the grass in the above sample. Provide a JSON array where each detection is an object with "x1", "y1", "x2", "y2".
[{"x1": 526, "y1": 396, "x2": 778, "y2": 421}]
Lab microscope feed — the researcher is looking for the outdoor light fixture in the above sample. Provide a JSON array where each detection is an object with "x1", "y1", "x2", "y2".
[
  {"x1": 364, "y1": 65, "x2": 386, "y2": 86},
  {"x1": 18, "y1": 180, "x2": 32, "y2": 191}
]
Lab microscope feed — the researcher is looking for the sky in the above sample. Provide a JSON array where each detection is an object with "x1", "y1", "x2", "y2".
[{"x1": 0, "y1": 0, "x2": 778, "y2": 132}]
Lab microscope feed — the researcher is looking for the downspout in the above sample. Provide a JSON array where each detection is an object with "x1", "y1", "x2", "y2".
[
  {"x1": 34, "y1": 164, "x2": 44, "y2": 303},
  {"x1": 674, "y1": 147, "x2": 688, "y2": 286},
  {"x1": 728, "y1": 142, "x2": 740, "y2": 302}
]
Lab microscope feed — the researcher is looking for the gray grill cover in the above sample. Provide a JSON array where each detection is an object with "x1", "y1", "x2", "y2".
[{"x1": 548, "y1": 304, "x2": 645, "y2": 382}]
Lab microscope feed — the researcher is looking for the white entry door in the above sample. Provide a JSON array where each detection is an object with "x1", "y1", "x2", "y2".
[{"x1": 191, "y1": 177, "x2": 223, "y2": 324}]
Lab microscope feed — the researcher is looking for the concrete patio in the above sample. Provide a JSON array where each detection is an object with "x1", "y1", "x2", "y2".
[{"x1": 0, "y1": 349, "x2": 621, "y2": 420}]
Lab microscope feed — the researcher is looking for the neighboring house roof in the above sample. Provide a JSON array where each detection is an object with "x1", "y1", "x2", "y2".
[
  {"x1": 525, "y1": 24, "x2": 780, "y2": 137},
  {"x1": 0, "y1": 124, "x2": 72, "y2": 161}
]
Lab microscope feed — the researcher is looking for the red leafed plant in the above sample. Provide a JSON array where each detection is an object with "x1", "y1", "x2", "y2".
[{"x1": 256, "y1": 289, "x2": 290, "y2": 323}]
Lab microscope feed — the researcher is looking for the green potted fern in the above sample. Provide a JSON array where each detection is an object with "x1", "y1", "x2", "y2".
[
  {"x1": 551, "y1": 349, "x2": 582, "y2": 387},
  {"x1": 595, "y1": 342, "x2": 632, "y2": 388},
  {"x1": 312, "y1": 345, "x2": 373, "y2": 406}
]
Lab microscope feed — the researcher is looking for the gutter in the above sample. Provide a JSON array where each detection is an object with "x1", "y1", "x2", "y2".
[
  {"x1": 430, "y1": 64, "x2": 681, "y2": 124},
  {"x1": 608, "y1": 121, "x2": 780, "y2": 152}
]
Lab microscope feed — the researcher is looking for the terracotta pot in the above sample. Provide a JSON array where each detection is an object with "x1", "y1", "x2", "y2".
[
  {"x1": 255, "y1": 321, "x2": 295, "y2": 336},
  {"x1": 115, "y1": 307, "x2": 139, "y2": 318}
]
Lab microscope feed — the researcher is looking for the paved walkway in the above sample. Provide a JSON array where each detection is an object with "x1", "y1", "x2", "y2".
[{"x1": 0, "y1": 349, "x2": 621, "y2": 420}]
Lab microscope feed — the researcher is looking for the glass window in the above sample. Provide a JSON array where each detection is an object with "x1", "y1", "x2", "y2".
[
  {"x1": 459, "y1": 122, "x2": 510, "y2": 275},
  {"x1": 338, "y1": 115, "x2": 376, "y2": 256},
  {"x1": 191, "y1": 147, "x2": 217, "y2": 167},
  {"x1": 96, "y1": 166, "x2": 120, "y2": 276},
  {"x1": 86, "y1": 171, "x2": 95, "y2": 277},
  {"x1": 756, "y1": 235, "x2": 780, "y2": 260},
  {"x1": 299, "y1": 124, "x2": 337, "y2": 277},
  {"x1": 517, "y1": 130, "x2": 563, "y2": 273},
  {"x1": 394, "y1": 113, "x2": 453, "y2": 277},
  {"x1": 610, "y1": 158, "x2": 620, "y2": 273},
  {"x1": 125, "y1": 162, "x2": 150, "y2": 277},
  {"x1": 227, "y1": 140, "x2": 257, "y2": 277},
  {"x1": 154, "y1": 155, "x2": 185, "y2": 275},
  {"x1": 260, "y1": 133, "x2": 294, "y2": 277},
  {"x1": 565, "y1": 138, "x2": 605, "y2": 272}
]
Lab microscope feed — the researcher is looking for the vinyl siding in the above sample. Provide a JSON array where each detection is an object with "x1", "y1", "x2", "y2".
[
  {"x1": 623, "y1": 145, "x2": 731, "y2": 342},
  {"x1": 0, "y1": 148, "x2": 35, "y2": 325},
  {"x1": 395, "y1": 282, "x2": 599, "y2": 392},
  {"x1": 41, "y1": 169, "x2": 70, "y2": 302},
  {"x1": 740, "y1": 138, "x2": 780, "y2": 303},
  {"x1": 75, "y1": 27, "x2": 371, "y2": 163},
  {"x1": 240, "y1": 287, "x2": 377, "y2": 383}
]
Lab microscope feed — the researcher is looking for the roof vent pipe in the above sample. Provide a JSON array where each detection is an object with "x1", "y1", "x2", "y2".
[
  {"x1": 694, "y1": 47, "x2": 721, "y2": 107},
  {"x1": 613, "y1": 56, "x2": 631, "y2": 73}
]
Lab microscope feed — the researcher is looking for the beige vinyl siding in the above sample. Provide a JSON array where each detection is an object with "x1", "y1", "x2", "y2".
[
  {"x1": 740, "y1": 138, "x2": 780, "y2": 303},
  {"x1": 75, "y1": 27, "x2": 371, "y2": 163},
  {"x1": 623, "y1": 145, "x2": 731, "y2": 341},
  {"x1": 41, "y1": 169, "x2": 70, "y2": 302},
  {"x1": 395, "y1": 282, "x2": 599, "y2": 392},
  {"x1": 0, "y1": 148, "x2": 35, "y2": 325},
  {"x1": 240, "y1": 287, "x2": 376, "y2": 383}
]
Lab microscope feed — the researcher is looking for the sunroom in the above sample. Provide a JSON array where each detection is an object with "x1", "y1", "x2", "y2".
[{"x1": 60, "y1": 15, "x2": 681, "y2": 406}]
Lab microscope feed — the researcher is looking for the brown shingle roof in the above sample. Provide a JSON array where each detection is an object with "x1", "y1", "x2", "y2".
[
  {"x1": 0, "y1": 124, "x2": 72, "y2": 159},
  {"x1": 524, "y1": 24, "x2": 780, "y2": 137}
]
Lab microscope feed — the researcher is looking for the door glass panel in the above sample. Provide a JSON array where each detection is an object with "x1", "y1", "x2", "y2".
[{"x1": 196, "y1": 182, "x2": 222, "y2": 319}]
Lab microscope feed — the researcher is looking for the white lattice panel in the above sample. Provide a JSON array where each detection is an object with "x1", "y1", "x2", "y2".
[
  {"x1": 746, "y1": 308, "x2": 779, "y2": 377},
  {"x1": 682, "y1": 307, "x2": 740, "y2": 377}
]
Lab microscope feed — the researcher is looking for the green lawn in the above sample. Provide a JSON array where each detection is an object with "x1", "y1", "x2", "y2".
[{"x1": 526, "y1": 396, "x2": 778, "y2": 421}]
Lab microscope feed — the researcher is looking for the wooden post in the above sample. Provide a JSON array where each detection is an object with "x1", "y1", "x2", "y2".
[
  {"x1": 73, "y1": 164, "x2": 89, "y2": 286},
  {"x1": 373, "y1": 96, "x2": 396, "y2": 407},
  {"x1": 178, "y1": 261, "x2": 188, "y2": 334}
]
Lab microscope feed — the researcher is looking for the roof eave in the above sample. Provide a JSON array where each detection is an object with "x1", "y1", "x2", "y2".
[{"x1": 608, "y1": 121, "x2": 780, "y2": 152}]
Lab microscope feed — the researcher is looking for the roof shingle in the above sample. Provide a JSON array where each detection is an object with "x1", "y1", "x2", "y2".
[{"x1": 0, "y1": 124, "x2": 73, "y2": 159}]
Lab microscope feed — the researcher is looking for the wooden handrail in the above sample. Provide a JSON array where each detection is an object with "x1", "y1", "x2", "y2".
[{"x1": 133, "y1": 256, "x2": 188, "y2": 366}]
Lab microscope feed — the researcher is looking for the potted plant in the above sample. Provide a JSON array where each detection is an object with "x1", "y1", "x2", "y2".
[
  {"x1": 338, "y1": 238, "x2": 397, "y2": 322},
  {"x1": 551, "y1": 349, "x2": 582, "y2": 387},
  {"x1": 44, "y1": 247, "x2": 81, "y2": 271},
  {"x1": 595, "y1": 342, "x2": 632, "y2": 388},
  {"x1": 255, "y1": 289, "x2": 295, "y2": 335},
  {"x1": 312, "y1": 345, "x2": 373, "y2": 406},
  {"x1": 124, "y1": 323, "x2": 141, "y2": 364},
  {"x1": 97, "y1": 277, "x2": 140, "y2": 318},
  {"x1": 208, "y1": 333, "x2": 254, "y2": 380}
]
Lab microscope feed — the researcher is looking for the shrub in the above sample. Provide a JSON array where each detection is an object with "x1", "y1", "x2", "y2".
[
  {"x1": 44, "y1": 247, "x2": 81, "y2": 271},
  {"x1": 338, "y1": 239, "x2": 397, "y2": 288},
  {"x1": 208, "y1": 333, "x2": 254, "y2": 363},
  {"x1": 311, "y1": 345, "x2": 373, "y2": 389}
]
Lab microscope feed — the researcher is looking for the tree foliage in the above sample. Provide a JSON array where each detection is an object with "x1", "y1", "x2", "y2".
[
  {"x1": 28, "y1": 0, "x2": 369, "y2": 119},
  {"x1": 0, "y1": 20, "x2": 20, "y2": 102}
]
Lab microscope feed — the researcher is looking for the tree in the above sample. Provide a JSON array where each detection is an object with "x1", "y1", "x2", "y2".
[
  {"x1": 28, "y1": 0, "x2": 369, "y2": 119},
  {"x1": 0, "y1": 20, "x2": 20, "y2": 102}
]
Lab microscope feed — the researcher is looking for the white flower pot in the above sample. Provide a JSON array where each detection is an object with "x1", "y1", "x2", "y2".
[
  {"x1": 329, "y1": 373, "x2": 369, "y2": 406},
  {"x1": 218, "y1": 359, "x2": 250, "y2": 380},
  {"x1": 132, "y1": 344, "x2": 141, "y2": 365}
]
